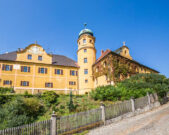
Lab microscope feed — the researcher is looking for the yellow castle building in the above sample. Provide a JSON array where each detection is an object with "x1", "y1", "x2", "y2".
[{"x1": 0, "y1": 26, "x2": 159, "y2": 94}]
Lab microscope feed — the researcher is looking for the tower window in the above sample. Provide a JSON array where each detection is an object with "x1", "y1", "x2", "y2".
[
  {"x1": 84, "y1": 69, "x2": 88, "y2": 74},
  {"x1": 84, "y1": 58, "x2": 87, "y2": 63},
  {"x1": 90, "y1": 40, "x2": 92, "y2": 43},
  {"x1": 84, "y1": 49, "x2": 87, "y2": 53},
  {"x1": 85, "y1": 79, "x2": 88, "y2": 83},
  {"x1": 28, "y1": 54, "x2": 32, "y2": 60},
  {"x1": 83, "y1": 39, "x2": 86, "y2": 44}
]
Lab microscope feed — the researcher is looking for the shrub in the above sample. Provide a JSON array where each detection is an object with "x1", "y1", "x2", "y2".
[
  {"x1": 42, "y1": 91, "x2": 59, "y2": 106},
  {"x1": 0, "y1": 87, "x2": 14, "y2": 94},
  {"x1": 90, "y1": 85, "x2": 122, "y2": 101},
  {"x1": 90, "y1": 73, "x2": 169, "y2": 101},
  {"x1": 118, "y1": 73, "x2": 169, "y2": 99},
  {"x1": 0, "y1": 96, "x2": 44, "y2": 129}
]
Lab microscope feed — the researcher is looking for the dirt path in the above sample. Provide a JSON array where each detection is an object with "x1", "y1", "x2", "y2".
[{"x1": 88, "y1": 103, "x2": 169, "y2": 135}]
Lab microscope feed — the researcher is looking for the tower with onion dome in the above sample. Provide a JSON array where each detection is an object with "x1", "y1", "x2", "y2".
[{"x1": 77, "y1": 24, "x2": 96, "y2": 94}]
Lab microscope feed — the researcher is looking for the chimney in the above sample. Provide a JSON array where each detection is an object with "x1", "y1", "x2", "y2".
[{"x1": 101, "y1": 50, "x2": 104, "y2": 55}]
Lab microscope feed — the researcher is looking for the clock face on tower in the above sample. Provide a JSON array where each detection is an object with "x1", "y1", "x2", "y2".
[{"x1": 28, "y1": 46, "x2": 43, "y2": 54}]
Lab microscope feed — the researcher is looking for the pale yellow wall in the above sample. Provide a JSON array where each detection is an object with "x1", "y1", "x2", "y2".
[
  {"x1": 77, "y1": 34, "x2": 96, "y2": 94},
  {"x1": 0, "y1": 60, "x2": 78, "y2": 94},
  {"x1": 94, "y1": 75, "x2": 114, "y2": 88}
]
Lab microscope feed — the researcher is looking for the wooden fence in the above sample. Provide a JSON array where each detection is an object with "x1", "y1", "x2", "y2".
[
  {"x1": 0, "y1": 120, "x2": 51, "y2": 135},
  {"x1": 0, "y1": 93, "x2": 158, "y2": 135},
  {"x1": 105, "y1": 100, "x2": 132, "y2": 120},
  {"x1": 134, "y1": 96, "x2": 149, "y2": 110},
  {"x1": 57, "y1": 108, "x2": 102, "y2": 134}
]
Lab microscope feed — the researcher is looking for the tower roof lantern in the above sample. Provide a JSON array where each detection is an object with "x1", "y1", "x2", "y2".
[{"x1": 78, "y1": 23, "x2": 93, "y2": 37}]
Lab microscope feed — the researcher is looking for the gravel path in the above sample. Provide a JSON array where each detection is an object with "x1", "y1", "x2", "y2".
[{"x1": 88, "y1": 103, "x2": 169, "y2": 135}]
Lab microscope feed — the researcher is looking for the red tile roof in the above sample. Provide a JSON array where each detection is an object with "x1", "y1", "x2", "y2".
[{"x1": 95, "y1": 49, "x2": 111, "y2": 63}]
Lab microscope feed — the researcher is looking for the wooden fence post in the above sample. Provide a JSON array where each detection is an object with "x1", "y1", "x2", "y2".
[
  {"x1": 147, "y1": 92, "x2": 151, "y2": 105},
  {"x1": 130, "y1": 98, "x2": 135, "y2": 112},
  {"x1": 51, "y1": 112, "x2": 57, "y2": 135},
  {"x1": 100, "y1": 102, "x2": 106, "y2": 125}
]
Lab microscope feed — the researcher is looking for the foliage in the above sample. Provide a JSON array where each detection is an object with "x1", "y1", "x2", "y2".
[
  {"x1": 0, "y1": 95, "x2": 14, "y2": 106},
  {"x1": 112, "y1": 60, "x2": 130, "y2": 82},
  {"x1": 41, "y1": 91, "x2": 59, "y2": 106},
  {"x1": 67, "y1": 91, "x2": 78, "y2": 112},
  {"x1": 90, "y1": 85, "x2": 121, "y2": 101},
  {"x1": 0, "y1": 96, "x2": 44, "y2": 129},
  {"x1": 0, "y1": 87, "x2": 14, "y2": 94},
  {"x1": 118, "y1": 73, "x2": 169, "y2": 98},
  {"x1": 91, "y1": 73, "x2": 169, "y2": 101}
]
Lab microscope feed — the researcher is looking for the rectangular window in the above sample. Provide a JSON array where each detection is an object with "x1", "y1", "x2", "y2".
[
  {"x1": 21, "y1": 66, "x2": 30, "y2": 72},
  {"x1": 21, "y1": 81, "x2": 29, "y2": 86},
  {"x1": 28, "y1": 54, "x2": 32, "y2": 60},
  {"x1": 38, "y1": 68, "x2": 47, "y2": 74},
  {"x1": 84, "y1": 69, "x2": 88, "y2": 74},
  {"x1": 55, "y1": 69, "x2": 63, "y2": 75},
  {"x1": 85, "y1": 79, "x2": 88, "y2": 83},
  {"x1": 69, "y1": 81, "x2": 76, "y2": 85},
  {"x1": 84, "y1": 49, "x2": 87, "y2": 53},
  {"x1": 84, "y1": 58, "x2": 87, "y2": 63},
  {"x1": 2, "y1": 64, "x2": 13, "y2": 71},
  {"x1": 38, "y1": 56, "x2": 42, "y2": 61},
  {"x1": 45, "y1": 82, "x2": 53, "y2": 88},
  {"x1": 70, "y1": 70, "x2": 78, "y2": 76},
  {"x1": 3, "y1": 80, "x2": 12, "y2": 85}
]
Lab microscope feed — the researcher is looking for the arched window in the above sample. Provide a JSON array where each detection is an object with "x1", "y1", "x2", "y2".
[
  {"x1": 83, "y1": 39, "x2": 86, "y2": 44},
  {"x1": 103, "y1": 61, "x2": 107, "y2": 67},
  {"x1": 125, "y1": 50, "x2": 127, "y2": 55}
]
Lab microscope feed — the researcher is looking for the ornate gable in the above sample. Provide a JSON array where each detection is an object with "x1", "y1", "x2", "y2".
[{"x1": 16, "y1": 44, "x2": 52, "y2": 64}]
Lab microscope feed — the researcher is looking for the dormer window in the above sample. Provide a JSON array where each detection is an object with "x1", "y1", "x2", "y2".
[
  {"x1": 28, "y1": 54, "x2": 32, "y2": 60},
  {"x1": 125, "y1": 50, "x2": 127, "y2": 55},
  {"x1": 38, "y1": 56, "x2": 42, "y2": 61},
  {"x1": 83, "y1": 39, "x2": 86, "y2": 44}
]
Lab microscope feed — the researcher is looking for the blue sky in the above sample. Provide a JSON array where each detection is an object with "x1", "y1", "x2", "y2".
[{"x1": 0, "y1": 0, "x2": 169, "y2": 77}]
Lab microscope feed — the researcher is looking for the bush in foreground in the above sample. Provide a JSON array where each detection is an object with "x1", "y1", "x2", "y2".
[
  {"x1": 0, "y1": 96, "x2": 44, "y2": 129},
  {"x1": 90, "y1": 73, "x2": 169, "y2": 101}
]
